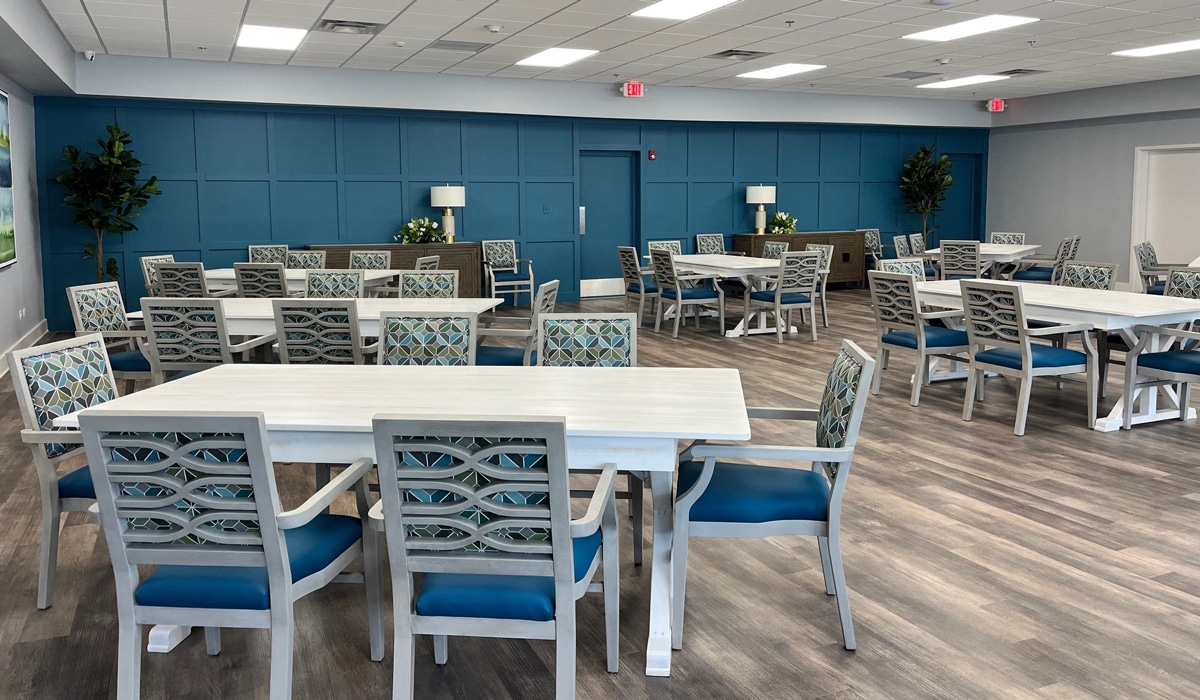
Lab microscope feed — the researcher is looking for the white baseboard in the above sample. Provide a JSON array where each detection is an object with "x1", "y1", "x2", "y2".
[
  {"x1": 581, "y1": 278, "x2": 625, "y2": 298},
  {"x1": 0, "y1": 320, "x2": 50, "y2": 380}
]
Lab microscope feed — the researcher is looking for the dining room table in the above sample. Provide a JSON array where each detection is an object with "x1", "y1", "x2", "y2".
[
  {"x1": 924, "y1": 243, "x2": 1042, "y2": 265},
  {"x1": 671, "y1": 253, "x2": 798, "y2": 338},
  {"x1": 55, "y1": 363, "x2": 752, "y2": 677},
  {"x1": 204, "y1": 267, "x2": 399, "y2": 295}
]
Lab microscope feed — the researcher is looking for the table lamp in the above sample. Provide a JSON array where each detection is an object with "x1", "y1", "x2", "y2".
[
  {"x1": 746, "y1": 185, "x2": 776, "y2": 234},
  {"x1": 431, "y1": 185, "x2": 466, "y2": 243}
]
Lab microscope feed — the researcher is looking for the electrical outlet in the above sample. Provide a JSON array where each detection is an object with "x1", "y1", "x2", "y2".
[
  {"x1": 543, "y1": 205, "x2": 551, "y2": 214},
  {"x1": 18, "y1": 308, "x2": 25, "y2": 320}
]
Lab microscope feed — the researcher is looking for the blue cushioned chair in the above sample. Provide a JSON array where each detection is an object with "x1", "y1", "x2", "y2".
[
  {"x1": 369, "y1": 416, "x2": 619, "y2": 700},
  {"x1": 651, "y1": 248, "x2": 725, "y2": 338},
  {"x1": 483, "y1": 239, "x2": 535, "y2": 307},
  {"x1": 141, "y1": 298, "x2": 278, "y2": 384},
  {"x1": 1121, "y1": 325, "x2": 1200, "y2": 430},
  {"x1": 476, "y1": 280, "x2": 560, "y2": 367},
  {"x1": 1133, "y1": 242, "x2": 1191, "y2": 294},
  {"x1": 68, "y1": 281, "x2": 152, "y2": 394},
  {"x1": 80, "y1": 411, "x2": 382, "y2": 700},
  {"x1": 960, "y1": 280, "x2": 1098, "y2": 435},
  {"x1": 868, "y1": 270, "x2": 968, "y2": 406},
  {"x1": 938, "y1": 240, "x2": 987, "y2": 281},
  {"x1": 744, "y1": 250, "x2": 821, "y2": 342},
  {"x1": 1013, "y1": 236, "x2": 1076, "y2": 284},
  {"x1": 618, "y1": 246, "x2": 658, "y2": 326},
  {"x1": 7, "y1": 334, "x2": 117, "y2": 609},
  {"x1": 672, "y1": 340, "x2": 877, "y2": 651}
]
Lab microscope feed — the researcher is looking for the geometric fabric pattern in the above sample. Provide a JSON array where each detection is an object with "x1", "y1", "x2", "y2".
[
  {"x1": 1165, "y1": 268, "x2": 1200, "y2": 300},
  {"x1": 815, "y1": 348, "x2": 864, "y2": 480},
  {"x1": 381, "y1": 315, "x2": 473, "y2": 366},
  {"x1": 1060, "y1": 263, "x2": 1116, "y2": 290},
  {"x1": 146, "y1": 303, "x2": 225, "y2": 364},
  {"x1": 908, "y1": 233, "x2": 927, "y2": 255},
  {"x1": 399, "y1": 272, "x2": 457, "y2": 299},
  {"x1": 762, "y1": 241, "x2": 790, "y2": 260},
  {"x1": 893, "y1": 235, "x2": 911, "y2": 257},
  {"x1": 70, "y1": 282, "x2": 129, "y2": 332},
  {"x1": 349, "y1": 251, "x2": 392, "y2": 270},
  {"x1": 990, "y1": 232, "x2": 1026, "y2": 245},
  {"x1": 306, "y1": 270, "x2": 363, "y2": 299},
  {"x1": 879, "y1": 258, "x2": 927, "y2": 282},
  {"x1": 235, "y1": 264, "x2": 288, "y2": 298},
  {"x1": 648, "y1": 240, "x2": 682, "y2": 256},
  {"x1": 248, "y1": 245, "x2": 288, "y2": 265},
  {"x1": 156, "y1": 262, "x2": 209, "y2": 298},
  {"x1": 963, "y1": 286, "x2": 1021, "y2": 344},
  {"x1": 276, "y1": 303, "x2": 358, "y2": 364},
  {"x1": 482, "y1": 240, "x2": 517, "y2": 271},
  {"x1": 140, "y1": 254, "x2": 175, "y2": 295},
  {"x1": 20, "y1": 339, "x2": 116, "y2": 458},
  {"x1": 540, "y1": 317, "x2": 634, "y2": 367},
  {"x1": 696, "y1": 234, "x2": 726, "y2": 255},
  {"x1": 286, "y1": 251, "x2": 327, "y2": 270}
]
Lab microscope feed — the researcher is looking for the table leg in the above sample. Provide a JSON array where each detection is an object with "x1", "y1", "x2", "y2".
[
  {"x1": 645, "y1": 470, "x2": 675, "y2": 677},
  {"x1": 1094, "y1": 329, "x2": 1196, "y2": 431}
]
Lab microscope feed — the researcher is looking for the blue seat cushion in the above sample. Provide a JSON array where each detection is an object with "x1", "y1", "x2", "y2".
[
  {"x1": 1026, "y1": 319, "x2": 1058, "y2": 329},
  {"x1": 748, "y1": 290, "x2": 811, "y2": 305},
  {"x1": 944, "y1": 273, "x2": 987, "y2": 281},
  {"x1": 415, "y1": 531, "x2": 602, "y2": 622},
  {"x1": 58, "y1": 465, "x2": 96, "y2": 499},
  {"x1": 975, "y1": 345, "x2": 1087, "y2": 370},
  {"x1": 882, "y1": 326, "x2": 968, "y2": 349},
  {"x1": 677, "y1": 461, "x2": 830, "y2": 524},
  {"x1": 476, "y1": 345, "x2": 534, "y2": 367},
  {"x1": 1139, "y1": 350, "x2": 1200, "y2": 376},
  {"x1": 493, "y1": 271, "x2": 531, "y2": 283},
  {"x1": 1147, "y1": 281, "x2": 1166, "y2": 295},
  {"x1": 109, "y1": 349, "x2": 151, "y2": 373},
  {"x1": 134, "y1": 514, "x2": 361, "y2": 610},
  {"x1": 662, "y1": 286, "x2": 718, "y2": 301},
  {"x1": 628, "y1": 281, "x2": 658, "y2": 293},
  {"x1": 924, "y1": 265, "x2": 939, "y2": 278},
  {"x1": 1012, "y1": 267, "x2": 1053, "y2": 282}
]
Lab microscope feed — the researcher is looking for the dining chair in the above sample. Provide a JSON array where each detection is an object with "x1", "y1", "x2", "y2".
[
  {"x1": 904, "y1": 233, "x2": 940, "y2": 278},
  {"x1": 398, "y1": 270, "x2": 459, "y2": 298},
  {"x1": 647, "y1": 240, "x2": 683, "y2": 256},
  {"x1": 66, "y1": 281, "x2": 151, "y2": 394},
  {"x1": 1059, "y1": 261, "x2": 1118, "y2": 290},
  {"x1": 306, "y1": 269, "x2": 365, "y2": 298},
  {"x1": 139, "y1": 254, "x2": 174, "y2": 296},
  {"x1": 1099, "y1": 265, "x2": 1189, "y2": 398},
  {"x1": 695, "y1": 233, "x2": 727, "y2": 255},
  {"x1": 892, "y1": 235, "x2": 911, "y2": 258},
  {"x1": 235, "y1": 262, "x2": 289, "y2": 298},
  {"x1": 1120, "y1": 271, "x2": 1200, "y2": 429},
  {"x1": 671, "y1": 339, "x2": 877, "y2": 651},
  {"x1": 939, "y1": 240, "x2": 986, "y2": 280},
  {"x1": 650, "y1": 248, "x2": 725, "y2": 338},
  {"x1": 379, "y1": 312, "x2": 478, "y2": 366},
  {"x1": 273, "y1": 299, "x2": 373, "y2": 365},
  {"x1": 286, "y1": 250, "x2": 327, "y2": 269},
  {"x1": 1133, "y1": 242, "x2": 1191, "y2": 295},
  {"x1": 80, "y1": 411, "x2": 383, "y2": 700},
  {"x1": 6, "y1": 334, "x2": 116, "y2": 609},
  {"x1": 482, "y1": 239, "x2": 535, "y2": 307},
  {"x1": 349, "y1": 250, "x2": 392, "y2": 270},
  {"x1": 909, "y1": 232, "x2": 928, "y2": 256},
  {"x1": 744, "y1": 250, "x2": 820, "y2": 343},
  {"x1": 1013, "y1": 236, "x2": 1072, "y2": 283},
  {"x1": 415, "y1": 255, "x2": 440, "y2": 271},
  {"x1": 863, "y1": 229, "x2": 883, "y2": 270},
  {"x1": 878, "y1": 258, "x2": 927, "y2": 281},
  {"x1": 368, "y1": 415, "x2": 619, "y2": 699},
  {"x1": 805, "y1": 243, "x2": 834, "y2": 328},
  {"x1": 761, "y1": 241, "x2": 790, "y2": 260},
  {"x1": 867, "y1": 270, "x2": 968, "y2": 406},
  {"x1": 959, "y1": 280, "x2": 1098, "y2": 436},
  {"x1": 618, "y1": 246, "x2": 658, "y2": 326},
  {"x1": 248, "y1": 244, "x2": 288, "y2": 264},
  {"x1": 476, "y1": 280, "x2": 560, "y2": 367},
  {"x1": 141, "y1": 298, "x2": 277, "y2": 384},
  {"x1": 155, "y1": 261, "x2": 234, "y2": 298},
  {"x1": 989, "y1": 232, "x2": 1026, "y2": 245}
]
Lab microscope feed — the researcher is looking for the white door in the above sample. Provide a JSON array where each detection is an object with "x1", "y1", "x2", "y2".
[{"x1": 1145, "y1": 150, "x2": 1200, "y2": 264}]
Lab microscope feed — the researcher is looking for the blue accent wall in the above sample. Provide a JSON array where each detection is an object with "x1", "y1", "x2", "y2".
[{"x1": 34, "y1": 97, "x2": 988, "y2": 330}]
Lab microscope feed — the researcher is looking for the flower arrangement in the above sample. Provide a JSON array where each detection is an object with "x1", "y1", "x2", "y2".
[
  {"x1": 768, "y1": 211, "x2": 798, "y2": 235},
  {"x1": 395, "y1": 217, "x2": 444, "y2": 244}
]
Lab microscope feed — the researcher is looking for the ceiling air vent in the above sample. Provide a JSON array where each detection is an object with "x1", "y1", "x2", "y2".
[
  {"x1": 705, "y1": 49, "x2": 772, "y2": 61},
  {"x1": 882, "y1": 71, "x2": 939, "y2": 80},
  {"x1": 427, "y1": 40, "x2": 493, "y2": 53},
  {"x1": 997, "y1": 69, "x2": 1047, "y2": 77},
  {"x1": 315, "y1": 19, "x2": 384, "y2": 35}
]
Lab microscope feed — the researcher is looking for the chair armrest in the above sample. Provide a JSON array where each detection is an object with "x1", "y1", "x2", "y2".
[
  {"x1": 919, "y1": 309, "x2": 964, "y2": 321},
  {"x1": 367, "y1": 499, "x2": 384, "y2": 531},
  {"x1": 689, "y1": 443, "x2": 853, "y2": 463},
  {"x1": 209, "y1": 288, "x2": 237, "y2": 298},
  {"x1": 726, "y1": 251, "x2": 747, "y2": 257},
  {"x1": 76, "y1": 329, "x2": 146, "y2": 341},
  {"x1": 1027, "y1": 323, "x2": 1093, "y2": 337},
  {"x1": 229, "y1": 333, "x2": 277, "y2": 353},
  {"x1": 569, "y1": 463, "x2": 618, "y2": 538},
  {"x1": 517, "y1": 258, "x2": 534, "y2": 265},
  {"x1": 1131, "y1": 324, "x2": 1200, "y2": 343},
  {"x1": 361, "y1": 342, "x2": 379, "y2": 356},
  {"x1": 747, "y1": 406, "x2": 818, "y2": 421},
  {"x1": 21, "y1": 428, "x2": 81, "y2": 445},
  {"x1": 483, "y1": 315, "x2": 532, "y2": 325},
  {"x1": 278, "y1": 457, "x2": 374, "y2": 530}
]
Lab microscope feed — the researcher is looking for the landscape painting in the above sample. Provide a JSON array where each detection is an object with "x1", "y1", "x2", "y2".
[{"x1": 0, "y1": 89, "x2": 13, "y2": 269}]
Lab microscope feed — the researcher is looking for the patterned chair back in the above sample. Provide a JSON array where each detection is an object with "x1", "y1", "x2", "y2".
[
  {"x1": 415, "y1": 255, "x2": 440, "y2": 271},
  {"x1": 959, "y1": 281, "x2": 1028, "y2": 356},
  {"x1": 1059, "y1": 262, "x2": 1117, "y2": 290},
  {"x1": 67, "y1": 282, "x2": 132, "y2": 333},
  {"x1": 272, "y1": 299, "x2": 366, "y2": 365},
  {"x1": 648, "y1": 240, "x2": 682, "y2": 256},
  {"x1": 482, "y1": 240, "x2": 518, "y2": 272},
  {"x1": 805, "y1": 243, "x2": 834, "y2": 274},
  {"x1": 867, "y1": 270, "x2": 920, "y2": 337},
  {"x1": 371, "y1": 416, "x2": 574, "y2": 586},
  {"x1": 649, "y1": 248, "x2": 680, "y2": 289},
  {"x1": 349, "y1": 250, "x2": 392, "y2": 270},
  {"x1": 140, "y1": 254, "x2": 174, "y2": 296},
  {"x1": 893, "y1": 235, "x2": 911, "y2": 257},
  {"x1": 141, "y1": 298, "x2": 235, "y2": 375},
  {"x1": 380, "y1": 312, "x2": 477, "y2": 366},
  {"x1": 776, "y1": 251, "x2": 821, "y2": 298},
  {"x1": 248, "y1": 244, "x2": 288, "y2": 265},
  {"x1": 617, "y1": 246, "x2": 645, "y2": 287},
  {"x1": 532, "y1": 280, "x2": 561, "y2": 323},
  {"x1": 863, "y1": 229, "x2": 882, "y2": 258},
  {"x1": 940, "y1": 240, "x2": 982, "y2": 279},
  {"x1": 1164, "y1": 268, "x2": 1200, "y2": 300},
  {"x1": 156, "y1": 262, "x2": 211, "y2": 298},
  {"x1": 537, "y1": 313, "x2": 637, "y2": 368},
  {"x1": 989, "y1": 232, "x2": 1026, "y2": 245},
  {"x1": 879, "y1": 258, "x2": 927, "y2": 282},
  {"x1": 909, "y1": 233, "x2": 927, "y2": 255},
  {"x1": 1048, "y1": 237, "x2": 1074, "y2": 283},
  {"x1": 1067, "y1": 236, "x2": 1082, "y2": 261},
  {"x1": 695, "y1": 234, "x2": 726, "y2": 255},
  {"x1": 234, "y1": 263, "x2": 288, "y2": 298},
  {"x1": 1134, "y1": 242, "x2": 1156, "y2": 272},
  {"x1": 286, "y1": 251, "x2": 327, "y2": 269},
  {"x1": 762, "y1": 241, "x2": 790, "y2": 260},
  {"x1": 398, "y1": 270, "x2": 459, "y2": 299},
  {"x1": 814, "y1": 340, "x2": 876, "y2": 484},
  {"x1": 306, "y1": 270, "x2": 364, "y2": 298}
]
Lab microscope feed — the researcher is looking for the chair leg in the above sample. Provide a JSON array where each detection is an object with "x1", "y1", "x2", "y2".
[
  {"x1": 204, "y1": 627, "x2": 222, "y2": 655},
  {"x1": 555, "y1": 623, "x2": 577, "y2": 700},
  {"x1": 654, "y1": 301, "x2": 663, "y2": 333},
  {"x1": 827, "y1": 535, "x2": 856, "y2": 651},
  {"x1": 820, "y1": 282, "x2": 829, "y2": 328},
  {"x1": 364, "y1": 526, "x2": 385, "y2": 662},
  {"x1": 963, "y1": 365, "x2": 979, "y2": 421},
  {"x1": 816, "y1": 536, "x2": 836, "y2": 595},
  {"x1": 630, "y1": 475, "x2": 644, "y2": 566},
  {"x1": 393, "y1": 595, "x2": 416, "y2": 700},
  {"x1": 37, "y1": 502, "x2": 61, "y2": 610},
  {"x1": 871, "y1": 341, "x2": 886, "y2": 395},
  {"x1": 268, "y1": 611, "x2": 295, "y2": 700},
  {"x1": 124, "y1": 378, "x2": 136, "y2": 396},
  {"x1": 810, "y1": 305, "x2": 818, "y2": 342},
  {"x1": 670, "y1": 518, "x2": 690, "y2": 651},
  {"x1": 1180, "y1": 382, "x2": 1193, "y2": 422},
  {"x1": 433, "y1": 635, "x2": 448, "y2": 665},
  {"x1": 672, "y1": 303, "x2": 682, "y2": 339},
  {"x1": 910, "y1": 353, "x2": 927, "y2": 407},
  {"x1": 117, "y1": 616, "x2": 143, "y2": 699},
  {"x1": 602, "y1": 501, "x2": 620, "y2": 674},
  {"x1": 775, "y1": 304, "x2": 784, "y2": 344},
  {"x1": 1014, "y1": 376, "x2": 1033, "y2": 436}
]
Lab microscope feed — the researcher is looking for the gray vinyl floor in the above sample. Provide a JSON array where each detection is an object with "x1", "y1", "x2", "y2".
[{"x1": 2, "y1": 289, "x2": 1198, "y2": 699}]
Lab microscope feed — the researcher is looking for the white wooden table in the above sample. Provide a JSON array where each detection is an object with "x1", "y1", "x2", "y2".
[
  {"x1": 1189, "y1": 255, "x2": 1200, "y2": 267},
  {"x1": 56, "y1": 364, "x2": 752, "y2": 677},
  {"x1": 925, "y1": 243, "x2": 1041, "y2": 264},
  {"x1": 917, "y1": 279, "x2": 1200, "y2": 431},
  {"x1": 204, "y1": 268, "x2": 398, "y2": 295},
  {"x1": 673, "y1": 254, "x2": 795, "y2": 338}
]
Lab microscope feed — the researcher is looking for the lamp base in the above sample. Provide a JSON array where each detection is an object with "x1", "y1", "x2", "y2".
[
  {"x1": 755, "y1": 205, "x2": 766, "y2": 235},
  {"x1": 442, "y1": 208, "x2": 455, "y2": 244}
]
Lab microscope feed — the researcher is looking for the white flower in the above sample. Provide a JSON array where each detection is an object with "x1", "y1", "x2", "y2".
[{"x1": 432, "y1": 222, "x2": 438, "y2": 228}]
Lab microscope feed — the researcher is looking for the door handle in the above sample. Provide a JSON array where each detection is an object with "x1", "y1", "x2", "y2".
[{"x1": 579, "y1": 206, "x2": 586, "y2": 235}]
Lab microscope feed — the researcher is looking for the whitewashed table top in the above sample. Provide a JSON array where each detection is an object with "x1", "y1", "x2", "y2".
[
  {"x1": 925, "y1": 244, "x2": 1041, "y2": 262},
  {"x1": 130, "y1": 297, "x2": 500, "y2": 319},
  {"x1": 1190, "y1": 255, "x2": 1200, "y2": 267},
  {"x1": 674, "y1": 254, "x2": 779, "y2": 276},
  {"x1": 55, "y1": 364, "x2": 752, "y2": 442},
  {"x1": 205, "y1": 268, "x2": 397, "y2": 284}
]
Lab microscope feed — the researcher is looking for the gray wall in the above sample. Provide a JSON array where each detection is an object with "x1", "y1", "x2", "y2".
[{"x1": 987, "y1": 108, "x2": 1200, "y2": 285}]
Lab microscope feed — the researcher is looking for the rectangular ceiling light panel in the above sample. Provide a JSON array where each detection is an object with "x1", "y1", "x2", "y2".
[
  {"x1": 738, "y1": 63, "x2": 825, "y2": 79},
  {"x1": 516, "y1": 48, "x2": 599, "y2": 67},
  {"x1": 904, "y1": 15, "x2": 1038, "y2": 42},
  {"x1": 917, "y1": 74, "x2": 1010, "y2": 89},
  {"x1": 1112, "y1": 39, "x2": 1200, "y2": 57},
  {"x1": 237, "y1": 25, "x2": 307, "y2": 50},
  {"x1": 632, "y1": 0, "x2": 739, "y2": 21}
]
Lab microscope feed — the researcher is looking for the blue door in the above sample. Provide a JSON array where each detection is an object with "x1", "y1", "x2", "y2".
[{"x1": 579, "y1": 151, "x2": 638, "y2": 295}]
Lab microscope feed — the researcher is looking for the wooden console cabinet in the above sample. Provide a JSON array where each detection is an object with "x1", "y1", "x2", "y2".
[
  {"x1": 306, "y1": 242, "x2": 483, "y2": 298},
  {"x1": 733, "y1": 230, "x2": 866, "y2": 285}
]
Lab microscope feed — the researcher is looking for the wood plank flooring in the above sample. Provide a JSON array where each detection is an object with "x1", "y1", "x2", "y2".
[{"x1": 2, "y1": 289, "x2": 1198, "y2": 699}]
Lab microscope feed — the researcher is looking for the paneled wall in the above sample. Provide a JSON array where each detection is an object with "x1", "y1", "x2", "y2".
[{"x1": 35, "y1": 97, "x2": 987, "y2": 330}]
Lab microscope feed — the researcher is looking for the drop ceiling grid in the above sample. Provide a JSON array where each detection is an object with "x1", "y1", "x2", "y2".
[{"x1": 34, "y1": 0, "x2": 1200, "y2": 99}]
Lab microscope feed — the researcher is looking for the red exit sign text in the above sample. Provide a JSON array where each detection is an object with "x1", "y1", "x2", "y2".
[{"x1": 622, "y1": 81, "x2": 644, "y2": 98}]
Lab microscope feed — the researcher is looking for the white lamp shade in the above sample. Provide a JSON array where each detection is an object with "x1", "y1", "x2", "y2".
[
  {"x1": 431, "y1": 185, "x2": 466, "y2": 208},
  {"x1": 746, "y1": 185, "x2": 776, "y2": 205}
]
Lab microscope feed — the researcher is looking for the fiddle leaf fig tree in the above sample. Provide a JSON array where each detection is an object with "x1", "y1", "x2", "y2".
[
  {"x1": 899, "y1": 145, "x2": 953, "y2": 240},
  {"x1": 54, "y1": 124, "x2": 160, "y2": 282}
]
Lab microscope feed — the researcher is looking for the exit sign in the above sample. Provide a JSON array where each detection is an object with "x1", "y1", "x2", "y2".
[
  {"x1": 986, "y1": 98, "x2": 1006, "y2": 112},
  {"x1": 622, "y1": 81, "x2": 644, "y2": 98}
]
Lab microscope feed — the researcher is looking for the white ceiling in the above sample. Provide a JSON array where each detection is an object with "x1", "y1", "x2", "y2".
[{"x1": 38, "y1": 0, "x2": 1200, "y2": 99}]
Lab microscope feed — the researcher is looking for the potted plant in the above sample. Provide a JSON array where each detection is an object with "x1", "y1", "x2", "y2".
[
  {"x1": 395, "y1": 217, "x2": 444, "y2": 244},
  {"x1": 899, "y1": 145, "x2": 953, "y2": 242},
  {"x1": 54, "y1": 124, "x2": 160, "y2": 282},
  {"x1": 768, "y1": 211, "x2": 798, "y2": 235}
]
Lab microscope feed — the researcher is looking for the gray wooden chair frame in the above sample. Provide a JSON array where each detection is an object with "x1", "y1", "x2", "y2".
[
  {"x1": 141, "y1": 298, "x2": 277, "y2": 384},
  {"x1": 1016, "y1": 236, "x2": 1074, "y2": 280},
  {"x1": 959, "y1": 280, "x2": 1098, "y2": 436},
  {"x1": 939, "y1": 240, "x2": 986, "y2": 280},
  {"x1": 1101, "y1": 265, "x2": 1189, "y2": 397},
  {"x1": 482, "y1": 239, "x2": 535, "y2": 307},
  {"x1": 878, "y1": 257, "x2": 927, "y2": 281},
  {"x1": 908, "y1": 232, "x2": 928, "y2": 256},
  {"x1": 1121, "y1": 323, "x2": 1200, "y2": 429},
  {"x1": 155, "y1": 261, "x2": 235, "y2": 298},
  {"x1": 306, "y1": 269, "x2": 366, "y2": 299},
  {"x1": 349, "y1": 250, "x2": 393, "y2": 270},
  {"x1": 618, "y1": 245, "x2": 658, "y2": 326},
  {"x1": 397, "y1": 270, "x2": 460, "y2": 299},
  {"x1": 477, "y1": 280, "x2": 560, "y2": 366},
  {"x1": 80, "y1": 411, "x2": 382, "y2": 700},
  {"x1": 6, "y1": 334, "x2": 116, "y2": 609},
  {"x1": 368, "y1": 415, "x2": 619, "y2": 699},
  {"x1": 1133, "y1": 242, "x2": 1192, "y2": 293},
  {"x1": 650, "y1": 248, "x2": 725, "y2": 338},
  {"x1": 863, "y1": 228, "x2": 883, "y2": 269},
  {"x1": 647, "y1": 240, "x2": 683, "y2": 255},
  {"x1": 744, "y1": 250, "x2": 820, "y2": 343},
  {"x1": 805, "y1": 243, "x2": 834, "y2": 328},
  {"x1": 761, "y1": 240, "x2": 790, "y2": 260},
  {"x1": 671, "y1": 340, "x2": 877, "y2": 651},
  {"x1": 379, "y1": 311, "x2": 479, "y2": 366},
  {"x1": 248, "y1": 244, "x2": 288, "y2": 265},
  {"x1": 285, "y1": 250, "x2": 327, "y2": 269},
  {"x1": 272, "y1": 299, "x2": 374, "y2": 365},
  {"x1": 694, "y1": 233, "x2": 744, "y2": 256},
  {"x1": 892, "y1": 234, "x2": 911, "y2": 258},
  {"x1": 140, "y1": 254, "x2": 174, "y2": 297},
  {"x1": 415, "y1": 255, "x2": 440, "y2": 270},
  {"x1": 235, "y1": 262, "x2": 290, "y2": 298},
  {"x1": 67, "y1": 281, "x2": 151, "y2": 394},
  {"x1": 868, "y1": 270, "x2": 968, "y2": 406},
  {"x1": 989, "y1": 232, "x2": 1026, "y2": 245}
]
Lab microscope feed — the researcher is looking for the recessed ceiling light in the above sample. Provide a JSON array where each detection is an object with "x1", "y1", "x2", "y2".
[
  {"x1": 516, "y1": 48, "x2": 599, "y2": 68},
  {"x1": 631, "y1": 0, "x2": 739, "y2": 21},
  {"x1": 1112, "y1": 39, "x2": 1200, "y2": 57},
  {"x1": 903, "y1": 15, "x2": 1038, "y2": 42},
  {"x1": 738, "y1": 63, "x2": 826, "y2": 79},
  {"x1": 236, "y1": 25, "x2": 307, "y2": 50},
  {"x1": 917, "y1": 74, "x2": 1010, "y2": 89}
]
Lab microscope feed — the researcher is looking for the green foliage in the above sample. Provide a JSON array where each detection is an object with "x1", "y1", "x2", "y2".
[
  {"x1": 395, "y1": 217, "x2": 445, "y2": 244},
  {"x1": 54, "y1": 124, "x2": 160, "y2": 282},
  {"x1": 0, "y1": 128, "x2": 9, "y2": 150},
  {"x1": 768, "y1": 211, "x2": 798, "y2": 235},
  {"x1": 899, "y1": 145, "x2": 953, "y2": 238}
]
